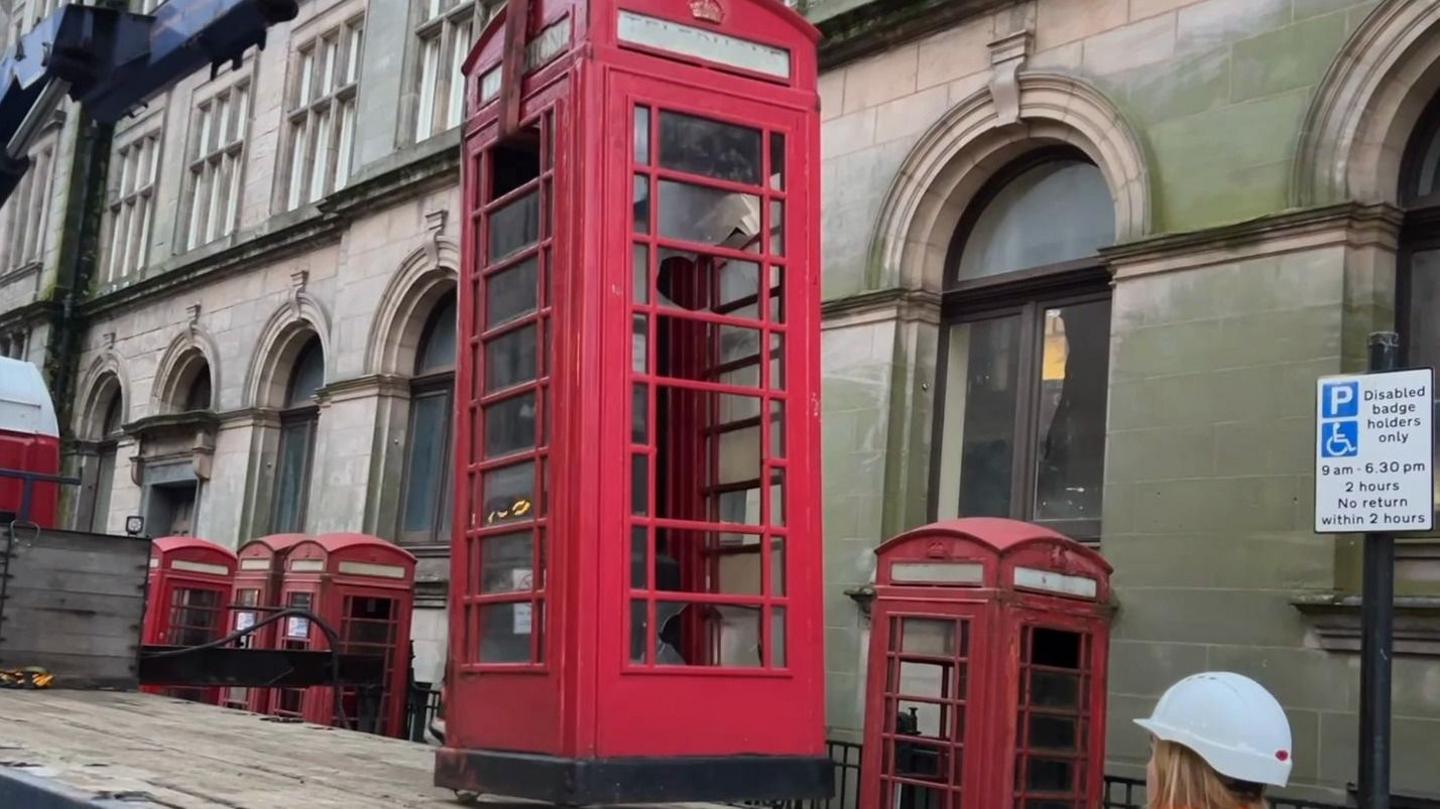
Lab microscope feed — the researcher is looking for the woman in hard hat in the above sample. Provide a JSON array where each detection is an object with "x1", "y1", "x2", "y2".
[{"x1": 1135, "y1": 672, "x2": 1293, "y2": 809}]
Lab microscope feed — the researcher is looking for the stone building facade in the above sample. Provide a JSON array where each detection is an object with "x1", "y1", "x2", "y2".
[
  {"x1": 809, "y1": 0, "x2": 1440, "y2": 801},
  {"x1": 2, "y1": 0, "x2": 1440, "y2": 801}
]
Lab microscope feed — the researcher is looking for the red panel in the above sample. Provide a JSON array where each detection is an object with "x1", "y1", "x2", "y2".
[
  {"x1": 0, "y1": 430, "x2": 60, "y2": 528},
  {"x1": 142, "y1": 537, "x2": 238, "y2": 706}
]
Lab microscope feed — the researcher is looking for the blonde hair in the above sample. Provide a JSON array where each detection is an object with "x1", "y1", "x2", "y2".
[{"x1": 1149, "y1": 740, "x2": 1269, "y2": 809}]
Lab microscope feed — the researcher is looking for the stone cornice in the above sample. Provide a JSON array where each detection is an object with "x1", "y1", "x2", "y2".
[
  {"x1": 815, "y1": 0, "x2": 1008, "y2": 70},
  {"x1": 82, "y1": 137, "x2": 462, "y2": 319},
  {"x1": 126, "y1": 411, "x2": 220, "y2": 436},
  {"x1": 320, "y1": 374, "x2": 412, "y2": 402},
  {"x1": 216, "y1": 407, "x2": 282, "y2": 429},
  {"x1": 1102, "y1": 203, "x2": 1403, "y2": 280},
  {"x1": 0, "y1": 298, "x2": 60, "y2": 329},
  {"x1": 822, "y1": 287, "x2": 942, "y2": 326},
  {"x1": 1293, "y1": 592, "x2": 1440, "y2": 658}
]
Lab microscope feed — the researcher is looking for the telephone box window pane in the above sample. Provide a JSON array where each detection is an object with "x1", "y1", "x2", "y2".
[
  {"x1": 769, "y1": 132, "x2": 784, "y2": 191},
  {"x1": 896, "y1": 700, "x2": 951, "y2": 740},
  {"x1": 770, "y1": 537, "x2": 786, "y2": 595},
  {"x1": 900, "y1": 618, "x2": 956, "y2": 657},
  {"x1": 491, "y1": 134, "x2": 541, "y2": 198},
  {"x1": 654, "y1": 315, "x2": 761, "y2": 387},
  {"x1": 479, "y1": 532, "x2": 533, "y2": 594},
  {"x1": 716, "y1": 424, "x2": 761, "y2": 486},
  {"x1": 769, "y1": 468, "x2": 785, "y2": 526},
  {"x1": 631, "y1": 453, "x2": 648, "y2": 515},
  {"x1": 632, "y1": 383, "x2": 649, "y2": 443},
  {"x1": 658, "y1": 180, "x2": 760, "y2": 249},
  {"x1": 484, "y1": 392, "x2": 536, "y2": 458},
  {"x1": 489, "y1": 191, "x2": 540, "y2": 261},
  {"x1": 485, "y1": 326, "x2": 536, "y2": 391},
  {"x1": 658, "y1": 111, "x2": 761, "y2": 186},
  {"x1": 487, "y1": 257, "x2": 538, "y2": 327},
  {"x1": 769, "y1": 200, "x2": 784, "y2": 255},
  {"x1": 630, "y1": 600, "x2": 648, "y2": 663},
  {"x1": 941, "y1": 315, "x2": 1021, "y2": 518},
  {"x1": 1032, "y1": 627, "x2": 1082, "y2": 668},
  {"x1": 769, "y1": 265, "x2": 785, "y2": 323},
  {"x1": 771, "y1": 605, "x2": 786, "y2": 666},
  {"x1": 1030, "y1": 715, "x2": 1078, "y2": 752},
  {"x1": 1026, "y1": 759, "x2": 1074, "y2": 792},
  {"x1": 478, "y1": 603, "x2": 531, "y2": 663},
  {"x1": 770, "y1": 400, "x2": 785, "y2": 458},
  {"x1": 657, "y1": 250, "x2": 760, "y2": 318},
  {"x1": 634, "y1": 106, "x2": 651, "y2": 165},
  {"x1": 630, "y1": 527, "x2": 649, "y2": 589},
  {"x1": 718, "y1": 488, "x2": 760, "y2": 526},
  {"x1": 632, "y1": 315, "x2": 649, "y2": 373},
  {"x1": 1030, "y1": 671, "x2": 1080, "y2": 708},
  {"x1": 769, "y1": 332, "x2": 785, "y2": 390},
  {"x1": 1033, "y1": 300, "x2": 1110, "y2": 524},
  {"x1": 897, "y1": 661, "x2": 950, "y2": 700},
  {"x1": 634, "y1": 175, "x2": 650, "y2": 233},
  {"x1": 633, "y1": 243, "x2": 650, "y2": 303},
  {"x1": 481, "y1": 462, "x2": 534, "y2": 526},
  {"x1": 656, "y1": 601, "x2": 762, "y2": 667},
  {"x1": 654, "y1": 530, "x2": 761, "y2": 595}
]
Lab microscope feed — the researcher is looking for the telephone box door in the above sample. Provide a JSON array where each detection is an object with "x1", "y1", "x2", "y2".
[{"x1": 863, "y1": 602, "x2": 990, "y2": 809}]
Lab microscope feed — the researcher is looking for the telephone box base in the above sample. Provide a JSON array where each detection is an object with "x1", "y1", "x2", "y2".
[{"x1": 433, "y1": 748, "x2": 833, "y2": 805}]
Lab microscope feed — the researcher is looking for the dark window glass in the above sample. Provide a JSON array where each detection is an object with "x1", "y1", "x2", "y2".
[
  {"x1": 658, "y1": 111, "x2": 761, "y2": 185},
  {"x1": 286, "y1": 339, "x2": 324, "y2": 407},
  {"x1": 489, "y1": 191, "x2": 540, "y2": 261},
  {"x1": 942, "y1": 315, "x2": 1022, "y2": 518},
  {"x1": 416, "y1": 296, "x2": 458, "y2": 373},
  {"x1": 485, "y1": 326, "x2": 537, "y2": 391},
  {"x1": 273, "y1": 417, "x2": 315, "y2": 534},
  {"x1": 402, "y1": 391, "x2": 451, "y2": 535},
  {"x1": 484, "y1": 392, "x2": 536, "y2": 458},
  {"x1": 486, "y1": 257, "x2": 538, "y2": 328},
  {"x1": 184, "y1": 367, "x2": 212, "y2": 411},
  {"x1": 1033, "y1": 300, "x2": 1110, "y2": 523}
]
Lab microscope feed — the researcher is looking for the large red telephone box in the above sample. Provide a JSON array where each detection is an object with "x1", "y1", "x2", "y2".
[
  {"x1": 277, "y1": 533, "x2": 415, "y2": 738},
  {"x1": 142, "y1": 536, "x2": 238, "y2": 705},
  {"x1": 859, "y1": 519, "x2": 1113, "y2": 809},
  {"x1": 438, "y1": 0, "x2": 825, "y2": 802},
  {"x1": 222, "y1": 533, "x2": 309, "y2": 712}
]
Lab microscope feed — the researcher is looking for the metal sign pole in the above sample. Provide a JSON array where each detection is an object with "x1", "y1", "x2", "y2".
[{"x1": 1359, "y1": 331, "x2": 1398, "y2": 809}]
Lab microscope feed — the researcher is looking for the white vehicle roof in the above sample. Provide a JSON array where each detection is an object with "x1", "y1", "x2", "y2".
[{"x1": 0, "y1": 357, "x2": 59, "y2": 438}]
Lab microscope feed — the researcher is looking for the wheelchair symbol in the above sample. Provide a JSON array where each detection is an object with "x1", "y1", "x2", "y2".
[{"x1": 1322, "y1": 420, "x2": 1359, "y2": 458}]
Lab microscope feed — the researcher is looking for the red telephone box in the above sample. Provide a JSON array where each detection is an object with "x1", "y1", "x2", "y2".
[
  {"x1": 277, "y1": 533, "x2": 415, "y2": 738},
  {"x1": 859, "y1": 519, "x2": 1113, "y2": 809},
  {"x1": 438, "y1": 0, "x2": 825, "y2": 802},
  {"x1": 222, "y1": 533, "x2": 309, "y2": 712},
  {"x1": 142, "y1": 536, "x2": 238, "y2": 704}
]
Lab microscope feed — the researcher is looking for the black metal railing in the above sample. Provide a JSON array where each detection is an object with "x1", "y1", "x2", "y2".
[
  {"x1": 404, "y1": 684, "x2": 442, "y2": 743},
  {"x1": 741, "y1": 745, "x2": 1440, "y2": 809}
]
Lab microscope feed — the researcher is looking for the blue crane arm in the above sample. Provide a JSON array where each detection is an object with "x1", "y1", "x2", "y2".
[{"x1": 0, "y1": 0, "x2": 297, "y2": 206}]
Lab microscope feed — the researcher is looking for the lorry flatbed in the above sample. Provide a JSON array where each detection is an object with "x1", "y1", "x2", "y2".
[{"x1": 0, "y1": 689, "x2": 458, "y2": 807}]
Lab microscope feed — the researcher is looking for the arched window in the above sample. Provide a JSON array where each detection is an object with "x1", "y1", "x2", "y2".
[
  {"x1": 400, "y1": 294, "x2": 457, "y2": 545},
  {"x1": 932, "y1": 150, "x2": 1114, "y2": 539},
  {"x1": 272, "y1": 337, "x2": 323, "y2": 533},
  {"x1": 1400, "y1": 95, "x2": 1440, "y2": 381},
  {"x1": 183, "y1": 364, "x2": 212, "y2": 412},
  {"x1": 89, "y1": 387, "x2": 123, "y2": 533}
]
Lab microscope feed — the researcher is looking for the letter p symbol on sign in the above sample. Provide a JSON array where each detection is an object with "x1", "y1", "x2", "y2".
[{"x1": 1322, "y1": 381, "x2": 1359, "y2": 419}]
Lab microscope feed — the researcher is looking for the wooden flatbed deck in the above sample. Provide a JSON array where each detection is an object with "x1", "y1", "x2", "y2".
[{"x1": 0, "y1": 689, "x2": 469, "y2": 808}]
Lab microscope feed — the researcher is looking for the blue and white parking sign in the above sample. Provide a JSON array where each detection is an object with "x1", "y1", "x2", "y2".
[{"x1": 1315, "y1": 369, "x2": 1434, "y2": 533}]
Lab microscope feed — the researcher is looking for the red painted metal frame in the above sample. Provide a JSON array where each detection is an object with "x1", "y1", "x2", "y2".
[
  {"x1": 225, "y1": 533, "x2": 309, "y2": 712},
  {"x1": 278, "y1": 533, "x2": 416, "y2": 738},
  {"x1": 142, "y1": 536, "x2": 238, "y2": 706},
  {"x1": 447, "y1": 0, "x2": 822, "y2": 765},
  {"x1": 859, "y1": 519, "x2": 1113, "y2": 809}
]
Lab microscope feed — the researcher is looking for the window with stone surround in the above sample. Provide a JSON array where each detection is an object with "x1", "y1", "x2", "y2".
[
  {"x1": 103, "y1": 130, "x2": 161, "y2": 283},
  {"x1": 183, "y1": 81, "x2": 249, "y2": 251},
  {"x1": 931, "y1": 148, "x2": 1114, "y2": 541},
  {"x1": 272, "y1": 337, "x2": 324, "y2": 534},
  {"x1": 0, "y1": 135, "x2": 56, "y2": 273},
  {"x1": 413, "y1": 0, "x2": 482, "y2": 143},
  {"x1": 400, "y1": 293, "x2": 457, "y2": 546},
  {"x1": 282, "y1": 18, "x2": 364, "y2": 211}
]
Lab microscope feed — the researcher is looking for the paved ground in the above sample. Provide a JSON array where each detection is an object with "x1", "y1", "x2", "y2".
[{"x1": 0, "y1": 688, "x2": 473, "y2": 807}]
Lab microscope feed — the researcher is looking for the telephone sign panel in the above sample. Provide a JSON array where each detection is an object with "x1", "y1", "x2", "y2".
[{"x1": 1315, "y1": 369, "x2": 1435, "y2": 533}]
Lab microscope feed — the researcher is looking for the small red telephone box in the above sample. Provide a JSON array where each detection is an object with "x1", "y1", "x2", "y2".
[
  {"x1": 439, "y1": 0, "x2": 826, "y2": 801},
  {"x1": 142, "y1": 536, "x2": 238, "y2": 705},
  {"x1": 276, "y1": 533, "x2": 416, "y2": 738},
  {"x1": 223, "y1": 533, "x2": 309, "y2": 712},
  {"x1": 859, "y1": 519, "x2": 1113, "y2": 809}
]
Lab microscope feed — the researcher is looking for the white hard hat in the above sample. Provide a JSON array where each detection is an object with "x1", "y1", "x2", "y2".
[{"x1": 1134, "y1": 672, "x2": 1293, "y2": 788}]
